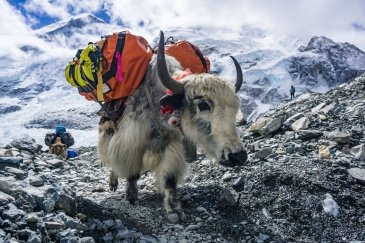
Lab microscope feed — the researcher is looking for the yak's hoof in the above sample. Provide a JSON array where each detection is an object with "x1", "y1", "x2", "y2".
[
  {"x1": 126, "y1": 194, "x2": 138, "y2": 205},
  {"x1": 109, "y1": 180, "x2": 118, "y2": 192},
  {"x1": 167, "y1": 210, "x2": 186, "y2": 223}
]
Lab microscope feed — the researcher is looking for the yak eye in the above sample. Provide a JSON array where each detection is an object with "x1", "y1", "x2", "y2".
[{"x1": 198, "y1": 101, "x2": 210, "y2": 111}]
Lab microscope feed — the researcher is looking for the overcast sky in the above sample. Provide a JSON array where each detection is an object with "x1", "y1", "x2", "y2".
[{"x1": 3, "y1": 0, "x2": 365, "y2": 51}]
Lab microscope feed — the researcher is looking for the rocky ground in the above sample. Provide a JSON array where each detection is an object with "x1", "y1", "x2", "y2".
[{"x1": 1, "y1": 74, "x2": 365, "y2": 243}]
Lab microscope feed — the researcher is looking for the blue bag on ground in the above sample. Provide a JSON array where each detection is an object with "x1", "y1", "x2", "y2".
[{"x1": 67, "y1": 149, "x2": 78, "y2": 158}]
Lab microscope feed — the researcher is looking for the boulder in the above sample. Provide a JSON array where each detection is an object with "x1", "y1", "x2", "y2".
[
  {"x1": 319, "y1": 145, "x2": 330, "y2": 159},
  {"x1": 326, "y1": 131, "x2": 351, "y2": 144},
  {"x1": 350, "y1": 144, "x2": 365, "y2": 160},
  {"x1": 291, "y1": 117, "x2": 310, "y2": 131},
  {"x1": 347, "y1": 168, "x2": 365, "y2": 184},
  {"x1": 0, "y1": 157, "x2": 22, "y2": 170},
  {"x1": 247, "y1": 117, "x2": 283, "y2": 136},
  {"x1": 10, "y1": 136, "x2": 42, "y2": 154}
]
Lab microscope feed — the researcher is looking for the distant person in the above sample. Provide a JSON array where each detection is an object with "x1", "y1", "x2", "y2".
[
  {"x1": 45, "y1": 125, "x2": 75, "y2": 159},
  {"x1": 290, "y1": 85, "x2": 296, "y2": 100}
]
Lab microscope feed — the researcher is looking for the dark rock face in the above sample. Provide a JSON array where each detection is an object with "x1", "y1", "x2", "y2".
[
  {"x1": 289, "y1": 36, "x2": 365, "y2": 88},
  {"x1": 38, "y1": 14, "x2": 105, "y2": 40},
  {"x1": 25, "y1": 109, "x2": 98, "y2": 130},
  {"x1": 0, "y1": 105, "x2": 21, "y2": 115}
]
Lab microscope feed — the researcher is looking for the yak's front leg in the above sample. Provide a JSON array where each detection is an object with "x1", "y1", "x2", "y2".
[
  {"x1": 156, "y1": 139, "x2": 187, "y2": 223},
  {"x1": 109, "y1": 171, "x2": 119, "y2": 191},
  {"x1": 164, "y1": 174, "x2": 186, "y2": 222},
  {"x1": 126, "y1": 174, "x2": 140, "y2": 204}
]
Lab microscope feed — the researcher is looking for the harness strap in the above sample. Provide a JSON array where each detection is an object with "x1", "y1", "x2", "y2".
[{"x1": 96, "y1": 69, "x2": 104, "y2": 101}]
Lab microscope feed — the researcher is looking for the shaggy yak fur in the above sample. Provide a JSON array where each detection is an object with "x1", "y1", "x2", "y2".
[{"x1": 98, "y1": 32, "x2": 247, "y2": 222}]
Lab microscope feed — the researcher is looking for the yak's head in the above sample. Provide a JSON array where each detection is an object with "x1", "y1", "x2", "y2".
[{"x1": 157, "y1": 31, "x2": 247, "y2": 167}]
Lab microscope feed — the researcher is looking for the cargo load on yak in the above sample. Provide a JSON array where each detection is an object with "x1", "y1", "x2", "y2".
[
  {"x1": 163, "y1": 36, "x2": 210, "y2": 74},
  {"x1": 65, "y1": 31, "x2": 153, "y2": 103},
  {"x1": 64, "y1": 31, "x2": 211, "y2": 122}
]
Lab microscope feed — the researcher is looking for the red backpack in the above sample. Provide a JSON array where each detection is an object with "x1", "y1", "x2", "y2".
[{"x1": 164, "y1": 36, "x2": 210, "y2": 73}]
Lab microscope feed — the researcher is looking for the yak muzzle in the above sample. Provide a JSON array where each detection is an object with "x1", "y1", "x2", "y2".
[{"x1": 219, "y1": 150, "x2": 247, "y2": 167}]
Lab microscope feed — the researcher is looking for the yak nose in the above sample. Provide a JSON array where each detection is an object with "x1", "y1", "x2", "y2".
[{"x1": 219, "y1": 150, "x2": 247, "y2": 167}]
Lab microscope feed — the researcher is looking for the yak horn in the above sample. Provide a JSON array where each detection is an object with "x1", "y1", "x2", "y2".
[
  {"x1": 157, "y1": 31, "x2": 185, "y2": 94},
  {"x1": 230, "y1": 56, "x2": 243, "y2": 93}
]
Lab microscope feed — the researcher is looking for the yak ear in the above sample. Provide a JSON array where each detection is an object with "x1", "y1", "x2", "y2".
[{"x1": 160, "y1": 94, "x2": 184, "y2": 109}]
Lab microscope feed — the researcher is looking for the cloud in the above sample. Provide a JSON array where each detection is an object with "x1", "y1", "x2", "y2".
[
  {"x1": 23, "y1": 0, "x2": 105, "y2": 19},
  {"x1": 0, "y1": 1, "x2": 72, "y2": 64},
  {"x1": 9, "y1": 0, "x2": 365, "y2": 51},
  {"x1": 102, "y1": 0, "x2": 365, "y2": 50}
]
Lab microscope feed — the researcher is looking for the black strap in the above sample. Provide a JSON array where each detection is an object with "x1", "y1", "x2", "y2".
[
  {"x1": 165, "y1": 36, "x2": 175, "y2": 45},
  {"x1": 69, "y1": 64, "x2": 81, "y2": 87},
  {"x1": 102, "y1": 32, "x2": 126, "y2": 82},
  {"x1": 187, "y1": 42, "x2": 208, "y2": 71},
  {"x1": 83, "y1": 85, "x2": 116, "y2": 123}
]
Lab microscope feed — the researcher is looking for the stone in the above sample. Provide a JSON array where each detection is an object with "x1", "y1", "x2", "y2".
[
  {"x1": 258, "y1": 233, "x2": 270, "y2": 242},
  {"x1": 138, "y1": 236, "x2": 157, "y2": 243},
  {"x1": 18, "y1": 229, "x2": 36, "y2": 239},
  {"x1": 318, "y1": 114, "x2": 327, "y2": 120},
  {"x1": 79, "y1": 237, "x2": 96, "y2": 243},
  {"x1": 10, "y1": 136, "x2": 42, "y2": 154},
  {"x1": 291, "y1": 117, "x2": 310, "y2": 131},
  {"x1": 55, "y1": 192, "x2": 77, "y2": 216},
  {"x1": 45, "y1": 221, "x2": 65, "y2": 230},
  {"x1": 218, "y1": 188, "x2": 235, "y2": 207},
  {"x1": 167, "y1": 213, "x2": 180, "y2": 224},
  {"x1": 2, "y1": 203, "x2": 26, "y2": 220},
  {"x1": 259, "y1": 117, "x2": 283, "y2": 136},
  {"x1": 116, "y1": 229, "x2": 133, "y2": 240},
  {"x1": 275, "y1": 146, "x2": 286, "y2": 155},
  {"x1": 347, "y1": 168, "x2": 365, "y2": 184},
  {"x1": 222, "y1": 172, "x2": 233, "y2": 181},
  {"x1": 47, "y1": 159, "x2": 64, "y2": 168},
  {"x1": 319, "y1": 103, "x2": 335, "y2": 114},
  {"x1": 60, "y1": 237, "x2": 78, "y2": 243},
  {"x1": 284, "y1": 113, "x2": 304, "y2": 126},
  {"x1": 27, "y1": 234, "x2": 42, "y2": 243},
  {"x1": 0, "y1": 176, "x2": 23, "y2": 195},
  {"x1": 25, "y1": 185, "x2": 59, "y2": 213},
  {"x1": 255, "y1": 147, "x2": 273, "y2": 160},
  {"x1": 296, "y1": 130, "x2": 323, "y2": 140},
  {"x1": 326, "y1": 131, "x2": 351, "y2": 144},
  {"x1": 311, "y1": 102, "x2": 326, "y2": 113},
  {"x1": 351, "y1": 126, "x2": 363, "y2": 134},
  {"x1": 0, "y1": 148, "x2": 14, "y2": 157},
  {"x1": 247, "y1": 117, "x2": 283, "y2": 136},
  {"x1": 28, "y1": 176, "x2": 44, "y2": 187},
  {"x1": 319, "y1": 145, "x2": 330, "y2": 159},
  {"x1": 232, "y1": 176, "x2": 245, "y2": 191},
  {"x1": 186, "y1": 224, "x2": 200, "y2": 231},
  {"x1": 5, "y1": 167, "x2": 27, "y2": 179},
  {"x1": 0, "y1": 191, "x2": 15, "y2": 206},
  {"x1": 196, "y1": 206, "x2": 206, "y2": 213},
  {"x1": 350, "y1": 144, "x2": 365, "y2": 161},
  {"x1": 0, "y1": 157, "x2": 22, "y2": 170},
  {"x1": 247, "y1": 117, "x2": 271, "y2": 133},
  {"x1": 26, "y1": 213, "x2": 40, "y2": 224},
  {"x1": 322, "y1": 193, "x2": 340, "y2": 217}
]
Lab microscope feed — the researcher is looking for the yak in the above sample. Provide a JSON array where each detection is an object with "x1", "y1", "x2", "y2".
[{"x1": 98, "y1": 31, "x2": 247, "y2": 222}]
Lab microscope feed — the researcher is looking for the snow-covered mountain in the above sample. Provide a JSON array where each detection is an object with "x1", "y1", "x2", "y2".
[{"x1": 1, "y1": 13, "x2": 364, "y2": 147}]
